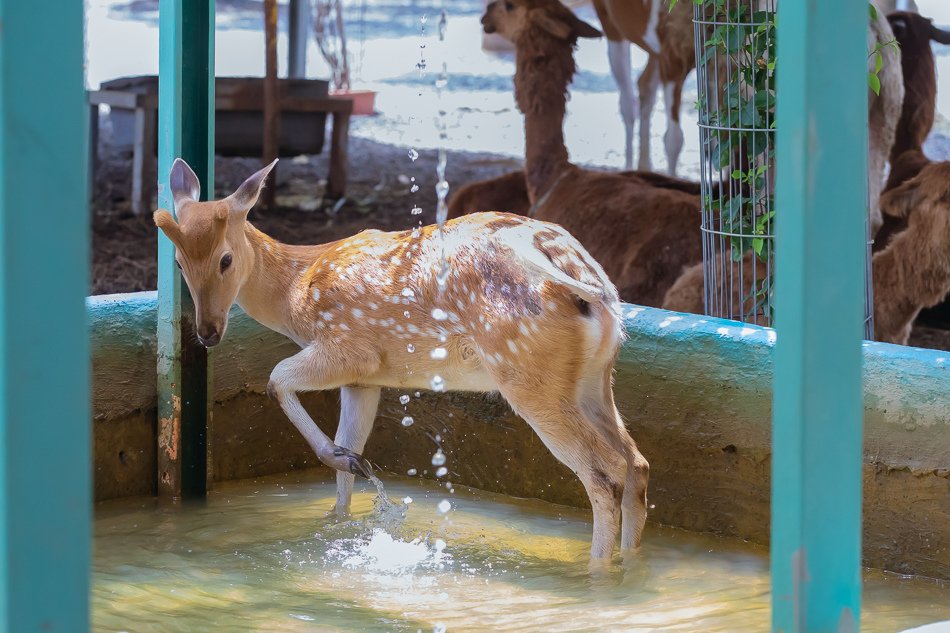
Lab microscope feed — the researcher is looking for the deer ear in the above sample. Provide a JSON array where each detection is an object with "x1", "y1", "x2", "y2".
[
  {"x1": 228, "y1": 158, "x2": 278, "y2": 216},
  {"x1": 169, "y1": 158, "x2": 201, "y2": 209},
  {"x1": 154, "y1": 209, "x2": 184, "y2": 247}
]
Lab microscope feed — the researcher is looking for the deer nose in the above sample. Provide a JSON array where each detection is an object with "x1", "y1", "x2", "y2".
[{"x1": 197, "y1": 325, "x2": 221, "y2": 347}]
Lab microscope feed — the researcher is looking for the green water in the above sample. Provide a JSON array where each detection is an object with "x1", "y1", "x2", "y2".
[{"x1": 93, "y1": 471, "x2": 949, "y2": 632}]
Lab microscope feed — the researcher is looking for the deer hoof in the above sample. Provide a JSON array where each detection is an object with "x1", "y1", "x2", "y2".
[{"x1": 331, "y1": 446, "x2": 374, "y2": 480}]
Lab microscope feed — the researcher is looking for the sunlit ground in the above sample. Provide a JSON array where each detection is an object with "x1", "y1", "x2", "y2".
[{"x1": 85, "y1": 0, "x2": 950, "y2": 178}]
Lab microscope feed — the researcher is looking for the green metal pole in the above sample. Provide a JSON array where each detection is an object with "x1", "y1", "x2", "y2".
[
  {"x1": 158, "y1": 0, "x2": 215, "y2": 497},
  {"x1": 772, "y1": 1, "x2": 867, "y2": 631},
  {"x1": 0, "y1": 0, "x2": 90, "y2": 630}
]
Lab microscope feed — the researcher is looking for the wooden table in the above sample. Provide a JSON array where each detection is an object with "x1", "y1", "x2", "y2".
[{"x1": 89, "y1": 89, "x2": 353, "y2": 214}]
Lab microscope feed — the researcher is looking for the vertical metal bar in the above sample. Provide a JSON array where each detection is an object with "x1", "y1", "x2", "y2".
[
  {"x1": 263, "y1": 0, "x2": 280, "y2": 209},
  {"x1": 288, "y1": 0, "x2": 310, "y2": 79},
  {"x1": 772, "y1": 1, "x2": 866, "y2": 631},
  {"x1": 0, "y1": 0, "x2": 90, "y2": 629},
  {"x1": 158, "y1": 0, "x2": 215, "y2": 497}
]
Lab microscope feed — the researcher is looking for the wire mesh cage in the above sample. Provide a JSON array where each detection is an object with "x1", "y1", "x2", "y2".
[{"x1": 692, "y1": 0, "x2": 874, "y2": 336}]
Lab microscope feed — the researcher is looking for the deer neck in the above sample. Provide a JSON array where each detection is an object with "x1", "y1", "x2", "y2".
[
  {"x1": 515, "y1": 31, "x2": 574, "y2": 203},
  {"x1": 235, "y1": 223, "x2": 324, "y2": 339}
]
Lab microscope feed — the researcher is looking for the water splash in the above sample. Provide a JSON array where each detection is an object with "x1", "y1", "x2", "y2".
[
  {"x1": 368, "y1": 474, "x2": 406, "y2": 525},
  {"x1": 401, "y1": 415, "x2": 415, "y2": 427}
]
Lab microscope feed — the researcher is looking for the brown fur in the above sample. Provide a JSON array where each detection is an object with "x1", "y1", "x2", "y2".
[
  {"x1": 886, "y1": 11, "x2": 950, "y2": 168},
  {"x1": 664, "y1": 157, "x2": 950, "y2": 345},
  {"x1": 466, "y1": 0, "x2": 703, "y2": 307}
]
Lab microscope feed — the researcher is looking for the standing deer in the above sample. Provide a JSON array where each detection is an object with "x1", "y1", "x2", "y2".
[{"x1": 154, "y1": 158, "x2": 650, "y2": 561}]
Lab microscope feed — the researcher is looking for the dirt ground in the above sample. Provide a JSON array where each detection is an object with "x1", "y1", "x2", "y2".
[{"x1": 91, "y1": 135, "x2": 950, "y2": 352}]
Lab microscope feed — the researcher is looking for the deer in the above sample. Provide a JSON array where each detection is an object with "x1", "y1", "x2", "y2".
[{"x1": 154, "y1": 158, "x2": 651, "y2": 561}]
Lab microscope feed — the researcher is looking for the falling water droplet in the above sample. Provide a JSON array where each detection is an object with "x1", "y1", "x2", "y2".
[
  {"x1": 403, "y1": 496, "x2": 413, "y2": 504},
  {"x1": 437, "y1": 500, "x2": 452, "y2": 514},
  {"x1": 430, "y1": 375, "x2": 445, "y2": 392},
  {"x1": 436, "y1": 466, "x2": 448, "y2": 477},
  {"x1": 431, "y1": 308, "x2": 448, "y2": 321},
  {"x1": 430, "y1": 347, "x2": 447, "y2": 360},
  {"x1": 404, "y1": 310, "x2": 411, "y2": 318},
  {"x1": 411, "y1": 206, "x2": 423, "y2": 215},
  {"x1": 401, "y1": 416, "x2": 414, "y2": 427},
  {"x1": 432, "y1": 450, "x2": 446, "y2": 466},
  {"x1": 410, "y1": 184, "x2": 420, "y2": 193},
  {"x1": 408, "y1": 148, "x2": 419, "y2": 161},
  {"x1": 407, "y1": 343, "x2": 415, "y2": 353},
  {"x1": 435, "y1": 180, "x2": 449, "y2": 198},
  {"x1": 399, "y1": 394, "x2": 411, "y2": 405},
  {"x1": 415, "y1": 391, "x2": 421, "y2": 397},
  {"x1": 407, "y1": 468, "x2": 417, "y2": 476}
]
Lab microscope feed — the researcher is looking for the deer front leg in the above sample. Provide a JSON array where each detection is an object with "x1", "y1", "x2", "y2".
[
  {"x1": 332, "y1": 385, "x2": 381, "y2": 516},
  {"x1": 267, "y1": 345, "x2": 380, "y2": 479}
]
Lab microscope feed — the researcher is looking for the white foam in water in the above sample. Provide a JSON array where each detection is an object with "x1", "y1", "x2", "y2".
[{"x1": 326, "y1": 529, "x2": 450, "y2": 573}]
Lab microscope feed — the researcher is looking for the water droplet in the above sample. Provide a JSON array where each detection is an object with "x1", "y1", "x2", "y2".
[
  {"x1": 403, "y1": 496, "x2": 413, "y2": 504},
  {"x1": 407, "y1": 344, "x2": 415, "y2": 353},
  {"x1": 431, "y1": 308, "x2": 448, "y2": 321},
  {"x1": 404, "y1": 310, "x2": 411, "y2": 318},
  {"x1": 411, "y1": 206, "x2": 423, "y2": 216},
  {"x1": 430, "y1": 347, "x2": 447, "y2": 360},
  {"x1": 410, "y1": 184, "x2": 420, "y2": 193},
  {"x1": 401, "y1": 416, "x2": 414, "y2": 427},
  {"x1": 421, "y1": 14, "x2": 428, "y2": 24},
  {"x1": 434, "y1": 624, "x2": 446, "y2": 633},
  {"x1": 436, "y1": 466, "x2": 448, "y2": 477},
  {"x1": 430, "y1": 375, "x2": 445, "y2": 392},
  {"x1": 408, "y1": 148, "x2": 419, "y2": 161},
  {"x1": 437, "y1": 500, "x2": 452, "y2": 514},
  {"x1": 399, "y1": 394, "x2": 411, "y2": 405},
  {"x1": 407, "y1": 468, "x2": 417, "y2": 476},
  {"x1": 436, "y1": 180, "x2": 449, "y2": 198},
  {"x1": 415, "y1": 391, "x2": 421, "y2": 397},
  {"x1": 432, "y1": 450, "x2": 446, "y2": 466}
]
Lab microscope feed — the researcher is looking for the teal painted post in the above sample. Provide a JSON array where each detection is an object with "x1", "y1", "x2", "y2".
[
  {"x1": 772, "y1": 1, "x2": 867, "y2": 631},
  {"x1": 0, "y1": 0, "x2": 90, "y2": 629},
  {"x1": 158, "y1": 0, "x2": 215, "y2": 497}
]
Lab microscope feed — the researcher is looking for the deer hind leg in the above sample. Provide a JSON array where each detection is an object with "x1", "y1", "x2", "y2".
[
  {"x1": 578, "y1": 364, "x2": 649, "y2": 551},
  {"x1": 331, "y1": 385, "x2": 382, "y2": 516},
  {"x1": 637, "y1": 57, "x2": 660, "y2": 171},
  {"x1": 481, "y1": 330, "x2": 626, "y2": 558},
  {"x1": 607, "y1": 39, "x2": 637, "y2": 170},
  {"x1": 504, "y1": 393, "x2": 626, "y2": 560},
  {"x1": 267, "y1": 344, "x2": 381, "y2": 480}
]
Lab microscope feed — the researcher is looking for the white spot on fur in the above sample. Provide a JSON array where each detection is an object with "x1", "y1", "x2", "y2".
[
  {"x1": 518, "y1": 323, "x2": 530, "y2": 336},
  {"x1": 507, "y1": 340, "x2": 518, "y2": 353},
  {"x1": 312, "y1": 288, "x2": 321, "y2": 301},
  {"x1": 352, "y1": 308, "x2": 364, "y2": 318},
  {"x1": 339, "y1": 323, "x2": 350, "y2": 331},
  {"x1": 430, "y1": 347, "x2": 448, "y2": 360}
]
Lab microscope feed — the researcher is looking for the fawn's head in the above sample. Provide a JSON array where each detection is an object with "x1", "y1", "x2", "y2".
[
  {"x1": 153, "y1": 158, "x2": 276, "y2": 347},
  {"x1": 481, "y1": 0, "x2": 600, "y2": 45}
]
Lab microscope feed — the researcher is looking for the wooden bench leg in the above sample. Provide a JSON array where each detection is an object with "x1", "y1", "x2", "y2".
[
  {"x1": 89, "y1": 104, "x2": 100, "y2": 200},
  {"x1": 131, "y1": 107, "x2": 157, "y2": 214},
  {"x1": 326, "y1": 110, "x2": 350, "y2": 200}
]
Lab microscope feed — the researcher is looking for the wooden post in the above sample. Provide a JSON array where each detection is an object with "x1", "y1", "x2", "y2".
[
  {"x1": 0, "y1": 0, "x2": 90, "y2": 629},
  {"x1": 771, "y1": 1, "x2": 867, "y2": 631},
  {"x1": 288, "y1": 0, "x2": 310, "y2": 79},
  {"x1": 157, "y1": 0, "x2": 215, "y2": 497},
  {"x1": 263, "y1": 0, "x2": 280, "y2": 209}
]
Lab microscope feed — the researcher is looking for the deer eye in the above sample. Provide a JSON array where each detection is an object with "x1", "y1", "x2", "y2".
[
  {"x1": 220, "y1": 253, "x2": 233, "y2": 273},
  {"x1": 175, "y1": 259, "x2": 182, "y2": 271}
]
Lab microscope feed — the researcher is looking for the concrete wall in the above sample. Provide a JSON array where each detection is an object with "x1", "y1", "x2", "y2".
[{"x1": 90, "y1": 292, "x2": 950, "y2": 579}]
